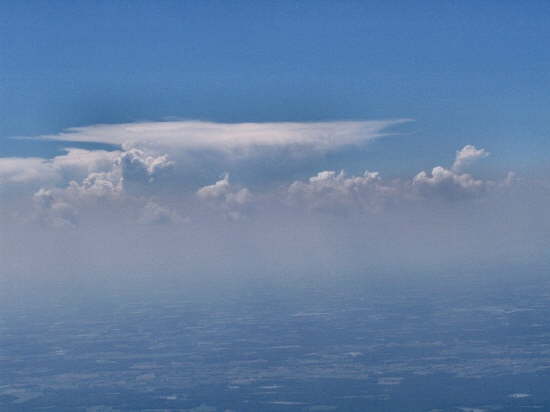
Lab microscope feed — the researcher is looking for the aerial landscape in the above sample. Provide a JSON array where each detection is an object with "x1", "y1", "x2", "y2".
[{"x1": 1, "y1": 1, "x2": 549, "y2": 411}]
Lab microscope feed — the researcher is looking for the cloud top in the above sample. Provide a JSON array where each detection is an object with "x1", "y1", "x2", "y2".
[
  {"x1": 452, "y1": 144, "x2": 489, "y2": 172},
  {"x1": 32, "y1": 119, "x2": 411, "y2": 153}
]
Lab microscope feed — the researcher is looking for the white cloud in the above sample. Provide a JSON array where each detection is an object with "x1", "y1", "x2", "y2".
[
  {"x1": 32, "y1": 119, "x2": 410, "y2": 153},
  {"x1": 288, "y1": 170, "x2": 396, "y2": 213},
  {"x1": 0, "y1": 134, "x2": 514, "y2": 227},
  {"x1": 197, "y1": 174, "x2": 252, "y2": 220},
  {"x1": 413, "y1": 166, "x2": 486, "y2": 199},
  {"x1": 51, "y1": 148, "x2": 121, "y2": 179},
  {"x1": 286, "y1": 145, "x2": 496, "y2": 211},
  {"x1": 0, "y1": 147, "x2": 173, "y2": 195},
  {"x1": 31, "y1": 169, "x2": 123, "y2": 227},
  {"x1": 119, "y1": 148, "x2": 174, "y2": 183},
  {"x1": 3, "y1": 119, "x2": 408, "y2": 201},
  {"x1": 0, "y1": 157, "x2": 59, "y2": 186},
  {"x1": 197, "y1": 174, "x2": 251, "y2": 204},
  {"x1": 31, "y1": 167, "x2": 185, "y2": 227},
  {"x1": 24, "y1": 148, "x2": 176, "y2": 227},
  {"x1": 0, "y1": 149, "x2": 120, "y2": 190},
  {"x1": 66, "y1": 170, "x2": 123, "y2": 200},
  {"x1": 412, "y1": 145, "x2": 491, "y2": 200},
  {"x1": 452, "y1": 145, "x2": 489, "y2": 172}
]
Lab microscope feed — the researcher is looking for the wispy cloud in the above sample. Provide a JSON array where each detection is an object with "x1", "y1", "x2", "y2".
[{"x1": 31, "y1": 119, "x2": 411, "y2": 153}]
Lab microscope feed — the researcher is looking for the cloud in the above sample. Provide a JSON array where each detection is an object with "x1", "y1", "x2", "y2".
[
  {"x1": 0, "y1": 157, "x2": 59, "y2": 186},
  {"x1": 197, "y1": 174, "x2": 251, "y2": 204},
  {"x1": 0, "y1": 149, "x2": 120, "y2": 191},
  {"x1": 288, "y1": 170, "x2": 395, "y2": 213},
  {"x1": 0, "y1": 147, "x2": 174, "y2": 194},
  {"x1": 119, "y1": 148, "x2": 174, "y2": 184},
  {"x1": 138, "y1": 200, "x2": 184, "y2": 225},
  {"x1": 286, "y1": 145, "x2": 499, "y2": 210},
  {"x1": 66, "y1": 170, "x2": 123, "y2": 200},
  {"x1": 412, "y1": 166, "x2": 486, "y2": 200},
  {"x1": 32, "y1": 119, "x2": 410, "y2": 153},
  {"x1": 51, "y1": 148, "x2": 121, "y2": 179},
  {"x1": 31, "y1": 168, "x2": 183, "y2": 227},
  {"x1": 31, "y1": 168, "x2": 124, "y2": 227},
  {"x1": 2, "y1": 132, "x2": 547, "y2": 282},
  {"x1": 22, "y1": 148, "x2": 176, "y2": 227},
  {"x1": 197, "y1": 174, "x2": 252, "y2": 220},
  {"x1": 0, "y1": 130, "x2": 514, "y2": 230},
  {"x1": 411, "y1": 145, "x2": 492, "y2": 200},
  {"x1": 33, "y1": 188, "x2": 78, "y2": 228},
  {"x1": 452, "y1": 145, "x2": 489, "y2": 172},
  {"x1": 4, "y1": 119, "x2": 410, "y2": 198}
]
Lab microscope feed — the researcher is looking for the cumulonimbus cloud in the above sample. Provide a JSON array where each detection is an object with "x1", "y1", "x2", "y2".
[{"x1": 0, "y1": 114, "x2": 514, "y2": 229}]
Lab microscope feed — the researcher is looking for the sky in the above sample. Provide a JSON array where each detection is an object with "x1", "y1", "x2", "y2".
[{"x1": 1, "y1": 1, "x2": 549, "y2": 290}]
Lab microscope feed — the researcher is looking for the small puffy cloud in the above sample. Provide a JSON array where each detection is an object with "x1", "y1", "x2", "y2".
[
  {"x1": 413, "y1": 166, "x2": 486, "y2": 199},
  {"x1": 30, "y1": 160, "x2": 123, "y2": 227},
  {"x1": 196, "y1": 174, "x2": 232, "y2": 200},
  {"x1": 197, "y1": 174, "x2": 252, "y2": 220},
  {"x1": 32, "y1": 170, "x2": 122, "y2": 227},
  {"x1": 413, "y1": 145, "x2": 491, "y2": 200},
  {"x1": 197, "y1": 174, "x2": 251, "y2": 205},
  {"x1": 288, "y1": 170, "x2": 395, "y2": 213},
  {"x1": 66, "y1": 170, "x2": 123, "y2": 200},
  {"x1": 119, "y1": 148, "x2": 174, "y2": 184},
  {"x1": 452, "y1": 145, "x2": 489, "y2": 172}
]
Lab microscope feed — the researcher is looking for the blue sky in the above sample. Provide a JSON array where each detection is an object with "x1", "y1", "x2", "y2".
[{"x1": 1, "y1": 0, "x2": 549, "y2": 174}]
